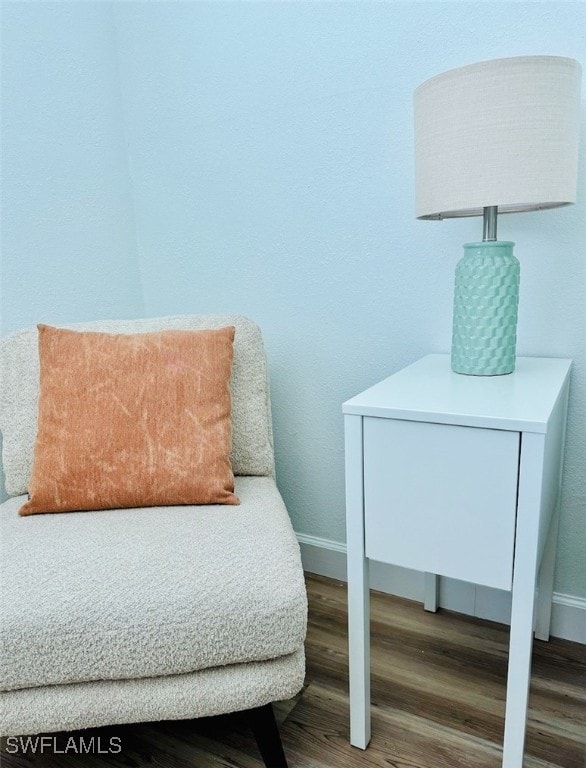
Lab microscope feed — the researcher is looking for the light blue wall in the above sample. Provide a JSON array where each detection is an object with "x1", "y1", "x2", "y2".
[
  {"x1": 113, "y1": 1, "x2": 586, "y2": 597},
  {"x1": 2, "y1": 1, "x2": 585, "y2": 597},
  {"x1": 1, "y1": 1, "x2": 143, "y2": 336}
]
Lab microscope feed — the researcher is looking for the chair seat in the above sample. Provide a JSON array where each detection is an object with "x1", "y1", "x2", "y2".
[
  {"x1": 0, "y1": 476, "x2": 307, "y2": 691},
  {"x1": 1, "y1": 650, "x2": 306, "y2": 737}
]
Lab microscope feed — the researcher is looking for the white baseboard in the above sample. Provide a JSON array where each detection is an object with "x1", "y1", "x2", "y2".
[{"x1": 297, "y1": 532, "x2": 586, "y2": 645}]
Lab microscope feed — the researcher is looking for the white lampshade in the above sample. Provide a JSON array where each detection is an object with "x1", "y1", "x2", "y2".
[{"x1": 414, "y1": 56, "x2": 582, "y2": 219}]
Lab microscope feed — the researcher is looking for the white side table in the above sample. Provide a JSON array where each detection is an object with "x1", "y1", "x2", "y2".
[{"x1": 343, "y1": 354, "x2": 571, "y2": 768}]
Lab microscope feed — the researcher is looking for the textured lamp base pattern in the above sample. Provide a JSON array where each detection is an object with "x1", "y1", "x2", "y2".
[{"x1": 451, "y1": 241, "x2": 520, "y2": 376}]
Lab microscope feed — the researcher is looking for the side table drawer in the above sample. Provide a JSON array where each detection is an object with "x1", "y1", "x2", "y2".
[{"x1": 363, "y1": 417, "x2": 519, "y2": 590}]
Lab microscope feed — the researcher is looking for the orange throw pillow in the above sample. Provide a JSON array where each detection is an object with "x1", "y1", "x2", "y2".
[{"x1": 19, "y1": 324, "x2": 239, "y2": 516}]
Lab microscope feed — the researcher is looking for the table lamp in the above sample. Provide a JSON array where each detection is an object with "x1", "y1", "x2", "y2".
[{"x1": 414, "y1": 55, "x2": 581, "y2": 375}]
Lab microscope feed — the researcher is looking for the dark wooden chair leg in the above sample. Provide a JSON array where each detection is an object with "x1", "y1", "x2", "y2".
[{"x1": 247, "y1": 703, "x2": 289, "y2": 768}]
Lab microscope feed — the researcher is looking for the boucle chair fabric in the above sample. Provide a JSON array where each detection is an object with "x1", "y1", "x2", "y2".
[
  {"x1": 0, "y1": 314, "x2": 274, "y2": 496},
  {"x1": 1, "y1": 649, "x2": 305, "y2": 737},
  {"x1": 0, "y1": 315, "x2": 306, "y2": 739},
  {"x1": 1, "y1": 477, "x2": 307, "y2": 691}
]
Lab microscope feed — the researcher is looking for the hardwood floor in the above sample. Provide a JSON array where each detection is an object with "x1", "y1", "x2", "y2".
[{"x1": 2, "y1": 573, "x2": 585, "y2": 767}]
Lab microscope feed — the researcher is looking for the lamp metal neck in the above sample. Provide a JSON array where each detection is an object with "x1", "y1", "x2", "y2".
[{"x1": 483, "y1": 206, "x2": 498, "y2": 241}]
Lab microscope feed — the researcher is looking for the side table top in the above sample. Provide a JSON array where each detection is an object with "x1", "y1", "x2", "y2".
[{"x1": 342, "y1": 354, "x2": 572, "y2": 433}]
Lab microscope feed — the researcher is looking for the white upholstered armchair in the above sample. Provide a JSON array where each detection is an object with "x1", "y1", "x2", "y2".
[{"x1": 0, "y1": 315, "x2": 307, "y2": 767}]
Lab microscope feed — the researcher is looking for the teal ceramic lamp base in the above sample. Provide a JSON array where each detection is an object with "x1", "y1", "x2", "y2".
[{"x1": 451, "y1": 241, "x2": 520, "y2": 376}]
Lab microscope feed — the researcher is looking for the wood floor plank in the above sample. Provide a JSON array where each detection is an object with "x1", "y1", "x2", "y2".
[
  {"x1": 1, "y1": 573, "x2": 584, "y2": 767},
  {"x1": 303, "y1": 575, "x2": 585, "y2": 768},
  {"x1": 282, "y1": 681, "x2": 505, "y2": 768}
]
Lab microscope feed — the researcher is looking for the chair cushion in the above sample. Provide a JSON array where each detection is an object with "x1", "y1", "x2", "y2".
[
  {"x1": 0, "y1": 477, "x2": 307, "y2": 691},
  {"x1": 0, "y1": 315, "x2": 274, "y2": 496},
  {"x1": 1, "y1": 650, "x2": 305, "y2": 737},
  {"x1": 20, "y1": 324, "x2": 239, "y2": 516}
]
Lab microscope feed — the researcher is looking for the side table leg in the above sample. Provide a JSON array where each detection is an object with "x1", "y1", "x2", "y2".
[
  {"x1": 345, "y1": 414, "x2": 371, "y2": 749},
  {"x1": 348, "y1": 547, "x2": 371, "y2": 748},
  {"x1": 535, "y1": 499, "x2": 560, "y2": 641},
  {"x1": 424, "y1": 573, "x2": 439, "y2": 612},
  {"x1": 503, "y1": 565, "x2": 537, "y2": 767},
  {"x1": 502, "y1": 432, "x2": 544, "y2": 768}
]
